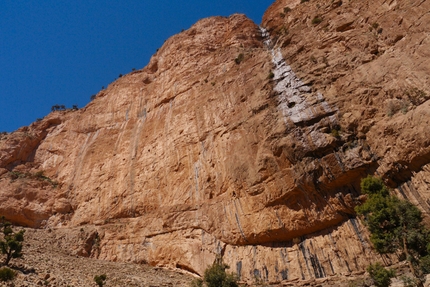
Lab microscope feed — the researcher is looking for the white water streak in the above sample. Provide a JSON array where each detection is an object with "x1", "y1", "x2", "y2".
[{"x1": 259, "y1": 27, "x2": 336, "y2": 127}]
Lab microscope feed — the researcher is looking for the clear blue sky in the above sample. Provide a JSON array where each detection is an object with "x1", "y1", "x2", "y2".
[{"x1": 0, "y1": 1, "x2": 274, "y2": 132}]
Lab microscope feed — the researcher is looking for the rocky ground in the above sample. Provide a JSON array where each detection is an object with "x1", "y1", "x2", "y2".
[{"x1": 1, "y1": 227, "x2": 193, "y2": 287}]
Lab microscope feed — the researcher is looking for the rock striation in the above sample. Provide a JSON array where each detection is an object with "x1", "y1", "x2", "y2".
[{"x1": 1, "y1": 0, "x2": 430, "y2": 284}]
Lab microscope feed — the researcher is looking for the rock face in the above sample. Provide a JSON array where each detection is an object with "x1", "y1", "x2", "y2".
[{"x1": 1, "y1": 0, "x2": 430, "y2": 284}]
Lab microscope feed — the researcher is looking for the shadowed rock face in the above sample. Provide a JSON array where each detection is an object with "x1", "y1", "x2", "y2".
[{"x1": 1, "y1": 0, "x2": 430, "y2": 283}]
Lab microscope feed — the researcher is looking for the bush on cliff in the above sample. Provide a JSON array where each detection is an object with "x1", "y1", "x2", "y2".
[
  {"x1": 356, "y1": 176, "x2": 430, "y2": 283},
  {"x1": 234, "y1": 53, "x2": 244, "y2": 64},
  {"x1": 366, "y1": 262, "x2": 395, "y2": 287}
]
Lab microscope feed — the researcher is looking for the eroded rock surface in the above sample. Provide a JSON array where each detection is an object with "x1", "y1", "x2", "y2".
[{"x1": 1, "y1": 0, "x2": 430, "y2": 284}]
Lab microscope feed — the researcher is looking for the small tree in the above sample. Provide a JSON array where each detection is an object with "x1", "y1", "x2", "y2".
[
  {"x1": 94, "y1": 274, "x2": 107, "y2": 287},
  {"x1": 51, "y1": 104, "x2": 60, "y2": 112},
  {"x1": 367, "y1": 262, "x2": 395, "y2": 287},
  {"x1": 203, "y1": 260, "x2": 238, "y2": 287},
  {"x1": 356, "y1": 176, "x2": 430, "y2": 285},
  {"x1": 0, "y1": 217, "x2": 25, "y2": 267}
]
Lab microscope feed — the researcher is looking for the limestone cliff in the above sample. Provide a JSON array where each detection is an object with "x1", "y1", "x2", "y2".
[{"x1": 1, "y1": 0, "x2": 429, "y2": 284}]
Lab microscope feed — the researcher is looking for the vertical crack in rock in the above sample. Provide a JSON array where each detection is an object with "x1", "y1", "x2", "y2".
[
  {"x1": 406, "y1": 180, "x2": 430, "y2": 213},
  {"x1": 348, "y1": 217, "x2": 368, "y2": 250},
  {"x1": 296, "y1": 247, "x2": 305, "y2": 280},
  {"x1": 194, "y1": 162, "x2": 199, "y2": 197},
  {"x1": 298, "y1": 240, "x2": 312, "y2": 278},
  {"x1": 234, "y1": 199, "x2": 247, "y2": 242},
  {"x1": 263, "y1": 265, "x2": 269, "y2": 281},
  {"x1": 129, "y1": 117, "x2": 145, "y2": 217},
  {"x1": 308, "y1": 239, "x2": 325, "y2": 278},
  {"x1": 70, "y1": 130, "x2": 100, "y2": 201},
  {"x1": 333, "y1": 151, "x2": 345, "y2": 172},
  {"x1": 236, "y1": 261, "x2": 242, "y2": 280}
]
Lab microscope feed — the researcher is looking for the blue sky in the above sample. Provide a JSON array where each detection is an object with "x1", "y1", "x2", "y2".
[{"x1": 0, "y1": 1, "x2": 273, "y2": 132}]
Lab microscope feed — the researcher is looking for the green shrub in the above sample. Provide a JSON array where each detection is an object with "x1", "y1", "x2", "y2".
[
  {"x1": 234, "y1": 53, "x2": 244, "y2": 64},
  {"x1": 203, "y1": 262, "x2": 238, "y2": 287},
  {"x1": 31, "y1": 171, "x2": 58, "y2": 187},
  {"x1": 331, "y1": 128, "x2": 340, "y2": 138},
  {"x1": 94, "y1": 274, "x2": 107, "y2": 287},
  {"x1": 190, "y1": 278, "x2": 203, "y2": 287},
  {"x1": 367, "y1": 263, "x2": 395, "y2": 287},
  {"x1": 268, "y1": 71, "x2": 274, "y2": 79},
  {"x1": 284, "y1": 7, "x2": 291, "y2": 13},
  {"x1": 0, "y1": 267, "x2": 16, "y2": 282},
  {"x1": 401, "y1": 100, "x2": 409, "y2": 114},
  {"x1": 359, "y1": 175, "x2": 388, "y2": 196},
  {"x1": 34, "y1": 170, "x2": 46, "y2": 179},
  {"x1": 420, "y1": 255, "x2": 430, "y2": 274},
  {"x1": 312, "y1": 16, "x2": 323, "y2": 25},
  {"x1": 9, "y1": 171, "x2": 27, "y2": 180}
]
